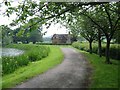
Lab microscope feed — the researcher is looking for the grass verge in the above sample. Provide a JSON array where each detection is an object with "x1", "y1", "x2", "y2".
[
  {"x1": 2, "y1": 45, "x2": 64, "y2": 88},
  {"x1": 78, "y1": 50, "x2": 119, "y2": 88}
]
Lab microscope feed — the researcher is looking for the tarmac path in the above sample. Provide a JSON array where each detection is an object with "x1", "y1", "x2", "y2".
[{"x1": 14, "y1": 47, "x2": 92, "y2": 88}]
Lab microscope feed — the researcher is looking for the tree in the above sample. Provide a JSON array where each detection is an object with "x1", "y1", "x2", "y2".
[
  {"x1": 12, "y1": 27, "x2": 28, "y2": 44},
  {"x1": 64, "y1": 21, "x2": 80, "y2": 43},
  {"x1": 76, "y1": 16, "x2": 98, "y2": 54},
  {"x1": 3, "y1": 1, "x2": 119, "y2": 63},
  {"x1": 98, "y1": 29, "x2": 102, "y2": 57},
  {"x1": 4, "y1": 1, "x2": 108, "y2": 28},
  {"x1": 64, "y1": 15, "x2": 98, "y2": 54},
  {"x1": 0, "y1": 25, "x2": 13, "y2": 46},
  {"x1": 12, "y1": 26, "x2": 43, "y2": 44},
  {"x1": 80, "y1": 3, "x2": 120, "y2": 63},
  {"x1": 113, "y1": 29, "x2": 120, "y2": 44},
  {"x1": 28, "y1": 29, "x2": 43, "y2": 44}
]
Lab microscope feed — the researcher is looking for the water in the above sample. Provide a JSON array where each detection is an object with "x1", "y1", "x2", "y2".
[{"x1": 0, "y1": 48, "x2": 24, "y2": 57}]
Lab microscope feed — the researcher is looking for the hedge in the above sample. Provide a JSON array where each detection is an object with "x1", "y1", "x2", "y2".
[{"x1": 72, "y1": 42, "x2": 120, "y2": 60}]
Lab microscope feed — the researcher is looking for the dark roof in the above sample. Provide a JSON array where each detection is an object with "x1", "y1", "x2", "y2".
[{"x1": 52, "y1": 34, "x2": 69, "y2": 40}]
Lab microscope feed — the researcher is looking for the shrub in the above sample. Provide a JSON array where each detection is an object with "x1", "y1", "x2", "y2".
[
  {"x1": 109, "y1": 45, "x2": 120, "y2": 60},
  {"x1": 72, "y1": 42, "x2": 120, "y2": 60},
  {"x1": 2, "y1": 44, "x2": 50, "y2": 75},
  {"x1": 16, "y1": 55, "x2": 29, "y2": 66},
  {"x1": 2, "y1": 55, "x2": 30, "y2": 75}
]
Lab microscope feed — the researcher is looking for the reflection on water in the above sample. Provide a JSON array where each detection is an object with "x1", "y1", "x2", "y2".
[{"x1": 0, "y1": 48, "x2": 24, "y2": 57}]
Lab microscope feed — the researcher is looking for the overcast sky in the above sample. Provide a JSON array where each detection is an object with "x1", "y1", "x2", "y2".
[
  {"x1": 0, "y1": 15, "x2": 69, "y2": 37},
  {"x1": 0, "y1": 0, "x2": 69, "y2": 37}
]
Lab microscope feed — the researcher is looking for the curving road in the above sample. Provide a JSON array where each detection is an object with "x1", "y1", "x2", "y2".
[{"x1": 14, "y1": 47, "x2": 92, "y2": 88}]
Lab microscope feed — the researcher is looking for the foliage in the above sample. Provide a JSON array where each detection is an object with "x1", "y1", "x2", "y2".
[
  {"x1": 72, "y1": 42, "x2": 120, "y2": 60},
  {"x1": 28, "y1": 29, "x2": 43, "y2": 43},
  {"x1": 69, "y1": 15, "x2": 98, "y2": 53},
  {"x1": 2, "y1": 44, "x2": 50, "y2": 75},
  {"x1": 2, "y1": 46, "x2": 64, "y2": 88},
  {"x1": 80, "y1": 3, "x2": 120, "y2": 63},
  {"x1": 79, "y1": 50, "x2": 118, "y2": 88},
  {"x1": 2, "y1": 1, "x2": 120, "y2": 63},
  {"x1": 113, "y1": 30, "x2": 120, "y2": 44},
  {"x1": 2, "y1": 55, "x2": 29, "y2": 75},
  {"x1": 13, "y1": 27, "x2": 43, "y2": 44},
  {"x1": 0, "y1": 25, "x2": 13, "y2": 46}
]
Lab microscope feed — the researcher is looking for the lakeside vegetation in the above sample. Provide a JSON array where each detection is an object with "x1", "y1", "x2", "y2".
[
  {"x1": 2, "y1": 44, "x2": 50, "y2": 75},
  {"x1": 0, "y1": 1, "x2": 119, "y2": 89},
  {"x1": 2, "y1": 45, "x2": 64, "y2": 88}
]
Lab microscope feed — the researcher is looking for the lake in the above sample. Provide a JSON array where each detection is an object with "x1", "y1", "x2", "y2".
[{"x1": 0, "y1": 48, "x2": 24, "y2": 57}]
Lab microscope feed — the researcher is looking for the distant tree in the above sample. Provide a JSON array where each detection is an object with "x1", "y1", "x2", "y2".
[
  {"x1": 12, "y1": 27, "x2": 28, "y2": 44},
  {"x1": 66, "y1": 15, "x2": 98, "y2": 54},
  {"x1": 0, "y1": 25, "x2": 13, "y2": 46},
  {"x1": 68, "y1": 24, "x2": 80, "y2": 43},
  {"x1": 12, "y1": 26, "x2": 43, "y2": 44},
  {"x1": 43, "y1": 37, "x2": 52, "y2": 43},
  {"x1": 78, "y1": 16, "x2": 98, "y2": 54},
  {"x1": 28, "y1": 29, "x2": 43, "y2": 44}
]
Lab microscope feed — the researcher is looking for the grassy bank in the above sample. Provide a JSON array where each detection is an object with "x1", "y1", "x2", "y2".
[
  {"x1": 77, "y1": 50, "x2": 118, "y2": 88},
  {"x1": 3, "y1": 44, "x2": 50, "y2": 75},
  {"x1": 2, "y1": 45, "x2": 64, "y2": 88}
]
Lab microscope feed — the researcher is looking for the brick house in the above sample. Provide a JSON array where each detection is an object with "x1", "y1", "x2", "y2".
[{"x1": 51, "y1": 34, "x2": 71, "y2": 44}]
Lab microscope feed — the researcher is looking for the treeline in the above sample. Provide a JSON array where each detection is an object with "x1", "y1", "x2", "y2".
[
  {"x1": 13, "y1": 27, "x2": 43, "y2": 44},
  {"x1": 60, "y1": 2, "x2": 120, "y2": 64},
  {"x1": 0, "y1": 25, "x2": 43, "y2": 46}
]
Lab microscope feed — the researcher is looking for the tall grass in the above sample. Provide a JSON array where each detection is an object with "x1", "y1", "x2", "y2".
[
  {"x1": 2, "y1": 44, "x2": 50, "y2": 75},
  {"x1": 2, "y1": 45, "x2": 64, "y2": 88},
  {"x1": 72, "y1": 42, "x2": 120, "y2": 60}
]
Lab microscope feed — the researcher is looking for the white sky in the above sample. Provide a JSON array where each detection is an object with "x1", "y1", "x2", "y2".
[
  {"x1": 0, "y1": 0, "x2": 69, "y2": 37},
  {"x1": 0, "y1": 14, "x2": 69, "y2": 37},
  {"x1": 42, "y1": 23, "x2": 68, "y2": 37}
]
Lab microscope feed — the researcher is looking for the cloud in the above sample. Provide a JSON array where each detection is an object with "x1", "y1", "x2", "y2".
[{"x1": 42, "y1": 23, "x2": 69, "y2": 37}]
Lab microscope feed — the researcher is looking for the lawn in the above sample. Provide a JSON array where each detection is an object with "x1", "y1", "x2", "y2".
[
  {"x1": 76, "y1": 49, "x2": 119, "y2": 88},
  {"x1": 2, "y1": 45, "x2": 64, "y2": 88},
  {"x1": 2, "y1": 44, "x2": 119, "y2": 88}
]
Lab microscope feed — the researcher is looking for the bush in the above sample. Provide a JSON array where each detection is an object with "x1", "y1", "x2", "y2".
[
  {"x1": 2, "y1": 55, "x2": 29, "y2": 75},
  {"x1": 2, "y1": 44, "x2": 50, "y2": 75},
  {"x1": 72, "y1": 42, "x2": 120, "y2": 60},
  {"x1": 109, "y1": 45, "x2": 120, "y2": 60}
]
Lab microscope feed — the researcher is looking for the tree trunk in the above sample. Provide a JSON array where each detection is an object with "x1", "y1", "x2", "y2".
[
  {"x1": 98, "y1": 30, "x2": 102, "y2": 57},
  {"x1": 33, "y1": 41, "x2": 36, "y2": 44},
  {"x1": 105, "y1": 38, "x2": 112, "y2": 64},
  {"x1": 89, "y1": 41, "x2": 92, "y2": 54}
]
